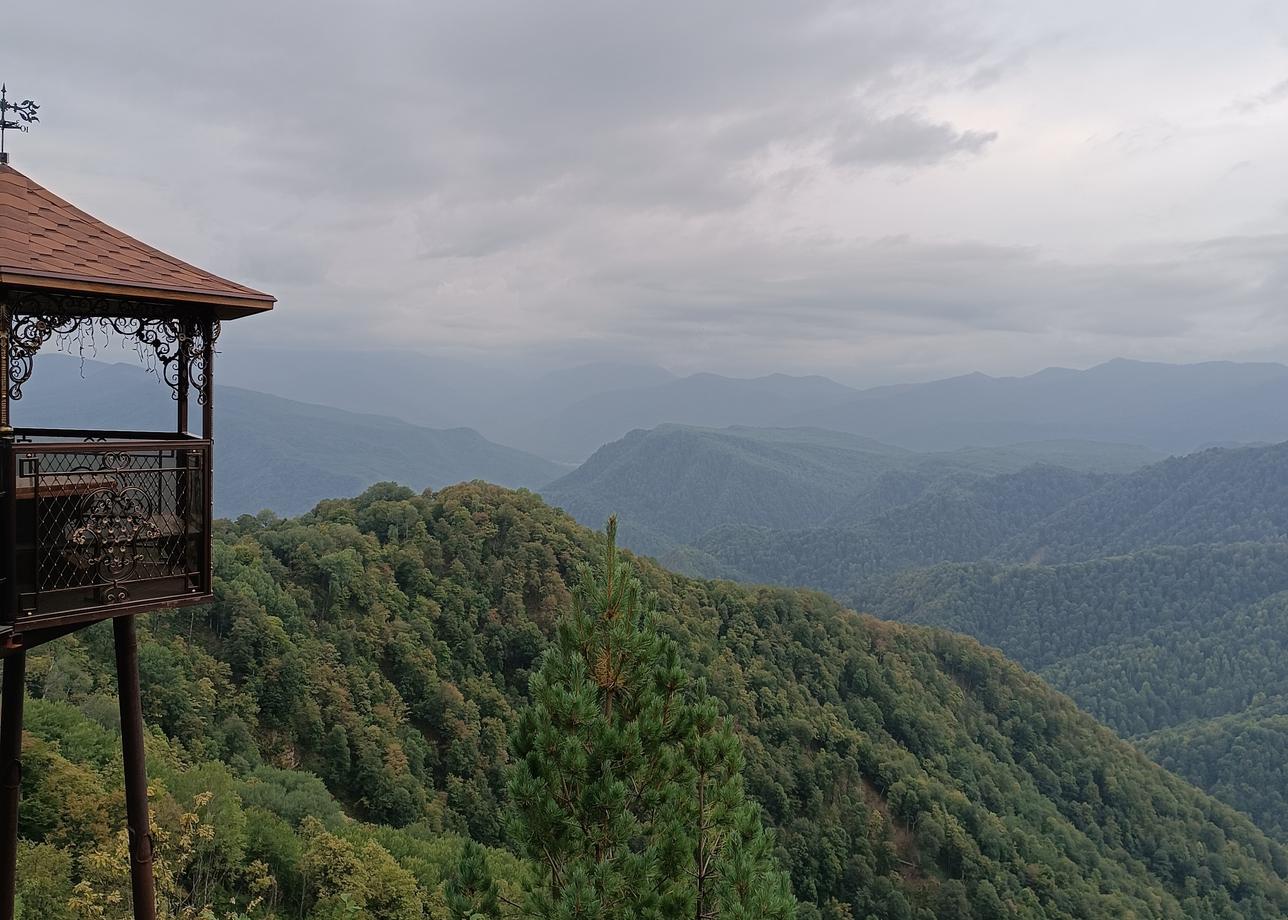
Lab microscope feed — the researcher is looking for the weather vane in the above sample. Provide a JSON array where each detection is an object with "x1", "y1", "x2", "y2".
[{"x1": 0, "y1": 84, "x2": 39, "y2": 165}]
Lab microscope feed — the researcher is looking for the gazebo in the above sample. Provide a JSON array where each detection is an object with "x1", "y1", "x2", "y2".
[{"x1": 0, "y1": 130, "x2": 274, "y2": 917}]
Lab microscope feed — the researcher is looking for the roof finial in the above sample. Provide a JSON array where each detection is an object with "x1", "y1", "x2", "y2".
[{"x1": 0, "y1": 84, "x2": 40, "y2": 166}]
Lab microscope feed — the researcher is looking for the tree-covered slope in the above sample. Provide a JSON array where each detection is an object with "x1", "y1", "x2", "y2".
[
  {"x1": 859, "y1": 544, "x2": 1288, "y2": 845},
  {"x1": 1001, "y1": 441, "x2": 1288, "y2": 563},
  {"x1": 858, "y1": 544, "x2": 1288, "y2": 673},
  {"x1": 16, "y1": 484, "x2": 1288, "y2": 919},
  {"x1": 541, "y1": 425, "x2": 918, "y2": 551},
  {"x1": 544, "y1": 423, "x2": 1134, "y2": 557},
  {"x1": 691, "y1": 440, "x2": 1288, "y2": 592},
  {"x1": 1142, "y1": 702, "x2": 1288, "y2": 845},
  {"x1": 692, "y1": 464, "x2": 1109, "y2": 594}
]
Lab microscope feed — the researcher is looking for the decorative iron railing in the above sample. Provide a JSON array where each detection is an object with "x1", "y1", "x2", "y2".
[{"x1": 1, "y1": 430, "x2": 211, "y2": 632}]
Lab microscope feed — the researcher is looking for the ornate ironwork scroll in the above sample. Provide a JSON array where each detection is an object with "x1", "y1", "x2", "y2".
[
  {"x1": 8, "y1": 313, "x2": 82, "y2": 399},
  {"x1": 68, "y1": 485, "x2": 161, "y2": 604},
  {"x1": 24, "y1": 443, "x2": 201, "y2": 612},
  {"x1": 3, "y1": 290, "x2": 217, "y2": 402},
  {"x1": 0, "y1": 83, "x2": 39, "y2": 165}
]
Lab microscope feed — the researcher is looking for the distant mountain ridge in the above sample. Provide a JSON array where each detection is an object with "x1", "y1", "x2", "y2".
[
  {"x1": 1001, "y1": 441, "x2": 1288, "y2": 562},
  {"x1": 800, "y1": 358, "x2": 1288, "y2": 452},
  {"x1": 543, "y1": 423, "x2": 1161, "y2": 557},
  {"x1": 16, "y1": 355, "x2": 565, "y2": 517},
  {"x1": 691, "y1": 439, "x2": 1288, "y2": 597},
  {"x1": 211, "y1": 350, "x2": 1288, "y2": 463},
  {"x1": 515, "y1": 373, "x2": 864, "y2": 462},
  {"x1": 672, "y1": 438, "x2": 1288, "y2": 844}
]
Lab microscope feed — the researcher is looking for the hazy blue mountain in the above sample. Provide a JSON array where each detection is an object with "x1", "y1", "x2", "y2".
[
  {"x1": 513, "y1": 372, "x2": 862, "y2": 463},
  {"x1": 514, "y1": 357, "x2": 1288, "y2": 461},
  {"x1": 511, "y1": 361, "x2": 678, "y2": 412},
  {"x1": 217, "y1": 347, "x2": 679, "y2": 459},
  {"x1": 14, "y1": 355, "x2": 565, "y2": 517},
  {"x1": 514, "y1": 357, "x2": 1288, "y2": 462},
  {"x1": 215, "y1": 345, "x2": 527, "y2": 432},
  {"x1": 207, "y1": 350, "x2": 1288, "y2": 463},
  {"x1": 541, "y1": 425, "x2": 915, "y2": 552},
  {"x1": 802, "y1": 358, "x2": 1288, "y2": 452},
  {"x1": 543, "y1": 423, "x2": 1159, "y2": 556}
]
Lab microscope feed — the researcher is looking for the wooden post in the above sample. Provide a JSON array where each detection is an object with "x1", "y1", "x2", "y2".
[
  {"x1": 201, "y1": 318, "x2": 214, "y2": 593},
  {"x1": 0, "y1": 298, "x2": 11, "y2": 436},
  {"x1": 113, "y1": 615, "x2": 157, "y2": 920},
  {"x1": 0, "y1": 651, "x2": 25, "y2": 920},
  {"x1": 0, "y1": 362, "x2": 19, "y2": 920},
  {"x1": 176, "y1": 321, "x2": 191, "y2": 436},
  {"x1": 175, "y1": 324, "x2": 192, "y2": 578}
]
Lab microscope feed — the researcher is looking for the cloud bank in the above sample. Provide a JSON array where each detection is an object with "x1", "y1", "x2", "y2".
[{"x1": 8, "y1": 0, "x2": 1288, "y2": 382}]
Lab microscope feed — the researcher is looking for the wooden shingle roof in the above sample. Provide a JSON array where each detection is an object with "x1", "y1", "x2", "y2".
[{"x1": 0, "y1": 164, "x2": 274, "y2": 319}]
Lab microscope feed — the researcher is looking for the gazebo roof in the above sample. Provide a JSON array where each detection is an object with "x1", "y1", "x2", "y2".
[{"x1": 0, "y1": 164, "x2": 274, "y2": 319}]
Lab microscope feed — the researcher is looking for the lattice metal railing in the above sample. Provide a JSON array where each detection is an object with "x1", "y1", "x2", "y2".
[{"x1": 2, "y1": 434, "x2": 211, "y2": 628}]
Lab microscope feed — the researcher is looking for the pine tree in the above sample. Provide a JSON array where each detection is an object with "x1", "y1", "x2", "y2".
[
  {"x1": 508, "y1": 518, "x2": 795, "y2": 919},
  {"x1": 445, "y1": 839, "x2": 501, "y2": 920}
]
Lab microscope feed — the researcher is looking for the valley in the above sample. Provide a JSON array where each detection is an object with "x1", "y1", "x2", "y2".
[
  {"x1": 19, "y1": 483, "x2": 1288, "y2": 918},
  {"x1": 18, "y1": 351, "x2": 1288, "y2": 917}
]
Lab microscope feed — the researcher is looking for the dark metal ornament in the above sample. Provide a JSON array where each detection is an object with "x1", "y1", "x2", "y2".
[
  {"x1": 0, "y1": 84, "x2": 38, "y2": 165},
  {"x1": 3, "y1": 291, "x2": 219, "y2": 403}
]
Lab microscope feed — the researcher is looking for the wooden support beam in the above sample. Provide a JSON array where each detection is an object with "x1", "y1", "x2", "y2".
[
  {"x1": 0, "y1": 297, "x2": 10, "y2": 435},
  {"x1": 201, "y1": 318, "x2": 214, "y2": 593},
  {"x1": 114, "y1": 615, "x2": 157, "y2": 920},
  {"x1": 0, "y1": 651, "x2": 25, "y2": 920},
  {"x1": 177, "y1": 320, "x2": 191, "y2": 436}
]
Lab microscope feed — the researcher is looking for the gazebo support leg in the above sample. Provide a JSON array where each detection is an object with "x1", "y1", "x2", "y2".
[
  {"x1": 0, "y1": 650, "x2": 26, "y2": 920},
  {"x1": 114, "y1": 616, "x2": 157, "y2": 920}
]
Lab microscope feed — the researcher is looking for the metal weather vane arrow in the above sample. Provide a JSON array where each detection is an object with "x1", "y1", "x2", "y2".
[{"x1": 0, "y1": 84, "x2": 39, "y2": 165}]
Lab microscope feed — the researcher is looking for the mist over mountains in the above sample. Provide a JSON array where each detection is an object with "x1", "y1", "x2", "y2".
[
  {"x1": 218, "y1": 348, "x2": 1288, "y2": 463},
  {"x1": 540, "y1": 424, "x2": 1155, "y2": 556},
  {"x1": 20, "y1": 344, "x2": 1288, "y2": 891},
  {"x1": 19, "y1": 351, "x2": 1288, "y2": 525},
  {"x1": 16, "y1": 355, "x2": 564, "y2": 517}
]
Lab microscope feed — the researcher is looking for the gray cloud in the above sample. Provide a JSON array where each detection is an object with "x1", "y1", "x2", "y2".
[
  {"x1": 831, "y1": 112, "x2": 997, "y2": 167},
  {"x1": 6, "y1": 0, "x2": 1288, "y2": 384},
  {"x1": 1232, "y1": 77, "x2": 1288, "y2": 114}
]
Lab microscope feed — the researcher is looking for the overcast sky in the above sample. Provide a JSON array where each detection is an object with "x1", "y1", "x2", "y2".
[{"x1": 8, "y1": 1, "x2": 1288, "y2": 384}]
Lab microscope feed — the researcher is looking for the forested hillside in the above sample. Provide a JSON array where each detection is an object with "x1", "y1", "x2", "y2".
[
  {"x1": 542, "y1": 426, "x2": 918, "y2": 552},
  {"x1": 1142, "y1": 703, "x2": 1288, "y2": 844},
  {"x1": 688, "y1": 464, "x2": 1108, "y2": 592},
  {"x1": 14, "y1": 484, "x2": 1288, "y2": 919},
  {"x1": 691, "y1": 441, "x2": 1288, "y2": 592},
  {"x1": 545, "y1": 423, "x2": 1138, "y2": 557},
  {"x1": 1002, "y1": 442, "x2": 1288, "y2": 562},
  {"x1": 859, "y1": 544, "x2": 1288, "y2": 844}
]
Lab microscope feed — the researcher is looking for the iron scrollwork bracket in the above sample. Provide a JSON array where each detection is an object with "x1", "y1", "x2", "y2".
[{"x1": 3, "y1": 290, "x2": 217, "y2": 402}]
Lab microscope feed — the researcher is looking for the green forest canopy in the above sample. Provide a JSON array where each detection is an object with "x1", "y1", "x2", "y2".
[{"x1": 12, "y1": 483, "x2": 1288, "y2": 919}]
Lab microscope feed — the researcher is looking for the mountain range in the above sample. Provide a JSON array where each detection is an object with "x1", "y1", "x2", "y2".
[
  {"x1": 15, "y1": 355, "x2": 565, "y2": 517},
  {"x1": 541, "y1": 424, "x2": 1157, "y2": 555},
  {"x1": 15, "y1": 346, "x2": 1288, "y2": 915},
  {"x1": 216, "y1": 349, "x2": 1288, "y2": 463},
  {"x1": 18, "y1": 481, "x2": 1288, "y2": 918}
]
